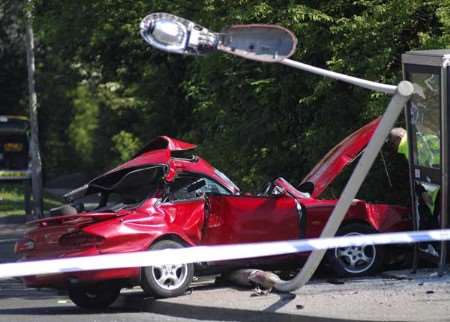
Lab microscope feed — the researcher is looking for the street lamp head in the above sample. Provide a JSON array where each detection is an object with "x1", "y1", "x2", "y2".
[
  {"x1": 140, "y1": 13, "x2": 297, "y2": 62},
  {"x1": 219, "y1": 24, "x2": 297, "y2": 62},
  {"x1": 140, "y1": 12, "x2": 219, "y2": 55}
]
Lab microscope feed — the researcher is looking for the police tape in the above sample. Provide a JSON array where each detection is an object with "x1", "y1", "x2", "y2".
[{"x1": 1, "y1": 229, "x2": 450, "y2": 279}]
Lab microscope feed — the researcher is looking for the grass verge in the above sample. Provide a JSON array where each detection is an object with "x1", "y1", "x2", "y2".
[{"x1": 0, "y1": 182, "x2": 63, "y2": 217}]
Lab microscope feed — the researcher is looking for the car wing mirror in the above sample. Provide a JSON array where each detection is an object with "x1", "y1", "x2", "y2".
[{"x1": 297, "y1": 181, "x2": 314, "y2": 195}]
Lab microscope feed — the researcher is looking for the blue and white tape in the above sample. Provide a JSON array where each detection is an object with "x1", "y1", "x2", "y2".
[{"x1": 1, "y1": 229, "x2": 449, "y2": 279}]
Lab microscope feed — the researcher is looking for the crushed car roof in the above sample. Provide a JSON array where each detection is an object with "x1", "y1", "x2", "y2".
[
  {"x1": 65, "y1": 136, "x2": 239, "y2": 201},
  {"x1": 64, "y1": 119, "x2": 381, "y2": 202}
]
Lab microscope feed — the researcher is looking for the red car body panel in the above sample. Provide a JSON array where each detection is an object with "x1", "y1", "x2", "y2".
[
  {"x1": 203, "y1": 195, "x2": 300, "y2": 245},
  {"x1": 301, "y1": 117, "x2": 381, "y2": 198},
  {"x1": 299, "y1": 198, "x2": 410, "y2": 239},
  {"x1": 17, "y1": 120, "x2": 411, "y2": 288},
  {"x1": 137, "y1": 136, "x2": 197, "y2": 154},
  {"x1": 97, "y1": 136, "x2": 239, "y2": 194}
]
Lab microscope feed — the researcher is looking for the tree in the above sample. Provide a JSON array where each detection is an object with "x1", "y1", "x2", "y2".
[
  {"x1": 25, "y1": 0, "x2": 43, "y2": 218},
  {"x1": 0, "y1": 0, "x2": 27, "y2": 115},
  {"x1": 19, "y1": 0, "x2": 450, "y2": 197}
]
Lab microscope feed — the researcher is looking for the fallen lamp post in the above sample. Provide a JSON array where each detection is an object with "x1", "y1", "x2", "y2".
[{"x1": 140, "y1": 12, "x2": 450, "y2": 291}]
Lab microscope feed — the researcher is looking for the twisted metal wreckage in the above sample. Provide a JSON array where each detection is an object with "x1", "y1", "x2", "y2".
[{"x1": 139, "y1": 12, "x2": 414, "y2": 292}]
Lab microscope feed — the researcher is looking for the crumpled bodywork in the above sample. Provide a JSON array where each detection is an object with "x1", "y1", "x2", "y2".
[
  {"x1": 21, "y1": 197, "x2": 206, "y2": 287},
  {"x1": 17, "y1": 119, "x2": 411, "y2": 289},
  {"x1": 64, "y1": 136, "x2": 239, "y2": 203}
]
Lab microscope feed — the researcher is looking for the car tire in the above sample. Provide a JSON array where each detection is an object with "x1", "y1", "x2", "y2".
[
  {"x1": 327, "y1": 223, "x2": 384, "y2": 277},
  {"x1": 67, "y1": 282, "x2": 121, "y2": 309},
  {"x1": 141, "y1": 240, "x2": 194, "y2": 298}
]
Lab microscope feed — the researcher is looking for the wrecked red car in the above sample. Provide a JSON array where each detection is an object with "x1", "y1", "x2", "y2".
[{"x1": 15, "y1": 117, "x2": 411, "y2": 308}]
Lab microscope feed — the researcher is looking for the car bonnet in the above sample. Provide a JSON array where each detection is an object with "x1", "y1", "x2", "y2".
[{"x1": 300, "y1": 117, "x2": 381, "y2": 199}]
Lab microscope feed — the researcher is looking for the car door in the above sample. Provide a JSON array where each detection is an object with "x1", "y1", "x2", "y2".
[{"x1": 202, "y1": 194, "x2": 301, "y2": 245}]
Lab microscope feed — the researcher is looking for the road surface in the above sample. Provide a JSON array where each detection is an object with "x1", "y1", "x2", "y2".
[{"x1": 1, "y1": 271, "x2": 450, "y2": 322}]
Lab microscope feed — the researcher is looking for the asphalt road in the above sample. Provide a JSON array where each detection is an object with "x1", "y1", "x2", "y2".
[
  {"x1": 1, "y1": 217, "x2": 449, "y2": 322},
  {"x1": 1, "y1": 272, "x2": 450, "y2": 322}
]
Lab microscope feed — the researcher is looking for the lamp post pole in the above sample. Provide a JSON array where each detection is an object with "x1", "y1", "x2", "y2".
[{"x1": 139, "y1": 12, "x2": 414, "y2": 291}]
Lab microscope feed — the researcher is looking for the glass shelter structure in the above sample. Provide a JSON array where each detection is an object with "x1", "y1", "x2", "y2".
[
  {"x1": 0, "y1": 115, "x2": 32, "y2": 215},
  {"x1": 402, "y1": 50, "x2": 450, "y2": 271}
]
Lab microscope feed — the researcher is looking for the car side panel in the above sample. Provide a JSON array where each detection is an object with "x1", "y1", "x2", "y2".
[
  {"x1": 361, "y1": 203, "x2": 411, "y2": 232},
  {"x1": 83, "y1": 198, "x2": 206, "y2": 253},
  {"x1": 21, "y1": 198, "x2": 206, "y2": 288},
  {"x1": 301, "y1": 198, "x2": 411, "y2": 237},
  {"x1": 202, "y1": 195, "x2": 301, "y2": 245}
]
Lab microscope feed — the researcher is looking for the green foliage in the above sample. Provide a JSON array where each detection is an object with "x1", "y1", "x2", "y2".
[
  {"x1": 1, "y1": 0, "x2": 449, "y2": 197},
  {"x1": 0, "y1": 184, "x2": 27, "y2": 216},
  {"x1": 0, "y1": 0, "x2": 27, "y2": 115},
  {"x1": 112, "y1": 130, "x2": 141, "y2": 162},
  {"x1": 68, "y1": 84, "x2": 100, "y2": 166},
  {"x1": 0, "y1": 183, "x2": 62, "y2": 216}
]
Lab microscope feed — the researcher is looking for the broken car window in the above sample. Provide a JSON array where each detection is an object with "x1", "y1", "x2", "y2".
[{"x1": 168, "y1": 175, "x2": 230, "y2": 201}]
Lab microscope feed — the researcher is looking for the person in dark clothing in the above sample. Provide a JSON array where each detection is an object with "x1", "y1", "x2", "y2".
[{"x1": 389, "y1": 127, "x2": 440, "y2": 256}]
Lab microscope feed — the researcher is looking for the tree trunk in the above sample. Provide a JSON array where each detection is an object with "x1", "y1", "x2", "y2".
[{"x1": 25, "y1": 2, "x2": 43, "y2": 219}]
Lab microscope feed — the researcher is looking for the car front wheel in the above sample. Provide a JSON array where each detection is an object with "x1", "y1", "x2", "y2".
[
  {"x1": 67, "y1": 282, "x2": 121, "y2": 309},
  {"x1": 327, "y1": 223, "x2": 384, "y2": 277},
  {"x1": 141, "y1": 240, "x2": 194, "y2": 298}
]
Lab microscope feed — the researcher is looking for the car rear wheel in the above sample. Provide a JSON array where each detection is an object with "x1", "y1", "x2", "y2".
[
  {"x1": 141, "y1": 240, "x2": 194, "y2": 298},
  {"x1": 327, "y1": 223, "x2": 384, "y2": 277},
  {"x1": 67, "y1": 282, "x2": 121, "y2": 309}
]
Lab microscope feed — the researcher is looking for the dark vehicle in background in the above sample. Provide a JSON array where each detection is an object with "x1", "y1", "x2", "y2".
[
  {"x1": 15, "y1": 118, "x2": 411, "y2": 309},
  {"x1": 0, "y1": 115, "x2": 30, "y2": 180}
]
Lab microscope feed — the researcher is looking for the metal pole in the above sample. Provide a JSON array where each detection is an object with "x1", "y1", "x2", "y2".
[
  {"x1": 439, "y1": 57, "x2": 450, "y2": 274},
  {"x1": 25, "y1": 1, "x2": 43, "y2": 219},
  {"x1": 402, "y1": 63, "x2": 419, "y2": 273},
  {"x1": 280, "y1": 59, "x2": 398, "y2": 94},
  {"x1": 138, "y1": 15, "x2": 417, "y2": 288},
  {"x1": 23, "y1": 178, "x2": 32, "y2": 217},
  {"x1": 274, "y1": 81, "x2": 414, "y2": 292}
]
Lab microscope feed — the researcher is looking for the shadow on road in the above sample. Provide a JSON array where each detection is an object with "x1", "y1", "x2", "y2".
[
  {"x1": 0, "y1": 291, "x2": 387, "y2": 322},
  {"x1": 0, "y1": 283, "x2": 61, "y2": 301},
  {"x1": 116, "y1": 292, "x2": 384, "y2": 322},
  {"x1": 0, "y1": 214, "x2": 26, "y2": 226}
]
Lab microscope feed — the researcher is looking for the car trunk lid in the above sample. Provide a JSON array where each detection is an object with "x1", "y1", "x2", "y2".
[
  {"x1": 27, "y1": 212, "x2": 120, "y2": 228},
  {"x1": 20, "y1": 212, "x2": 117, "y2": 255}
]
